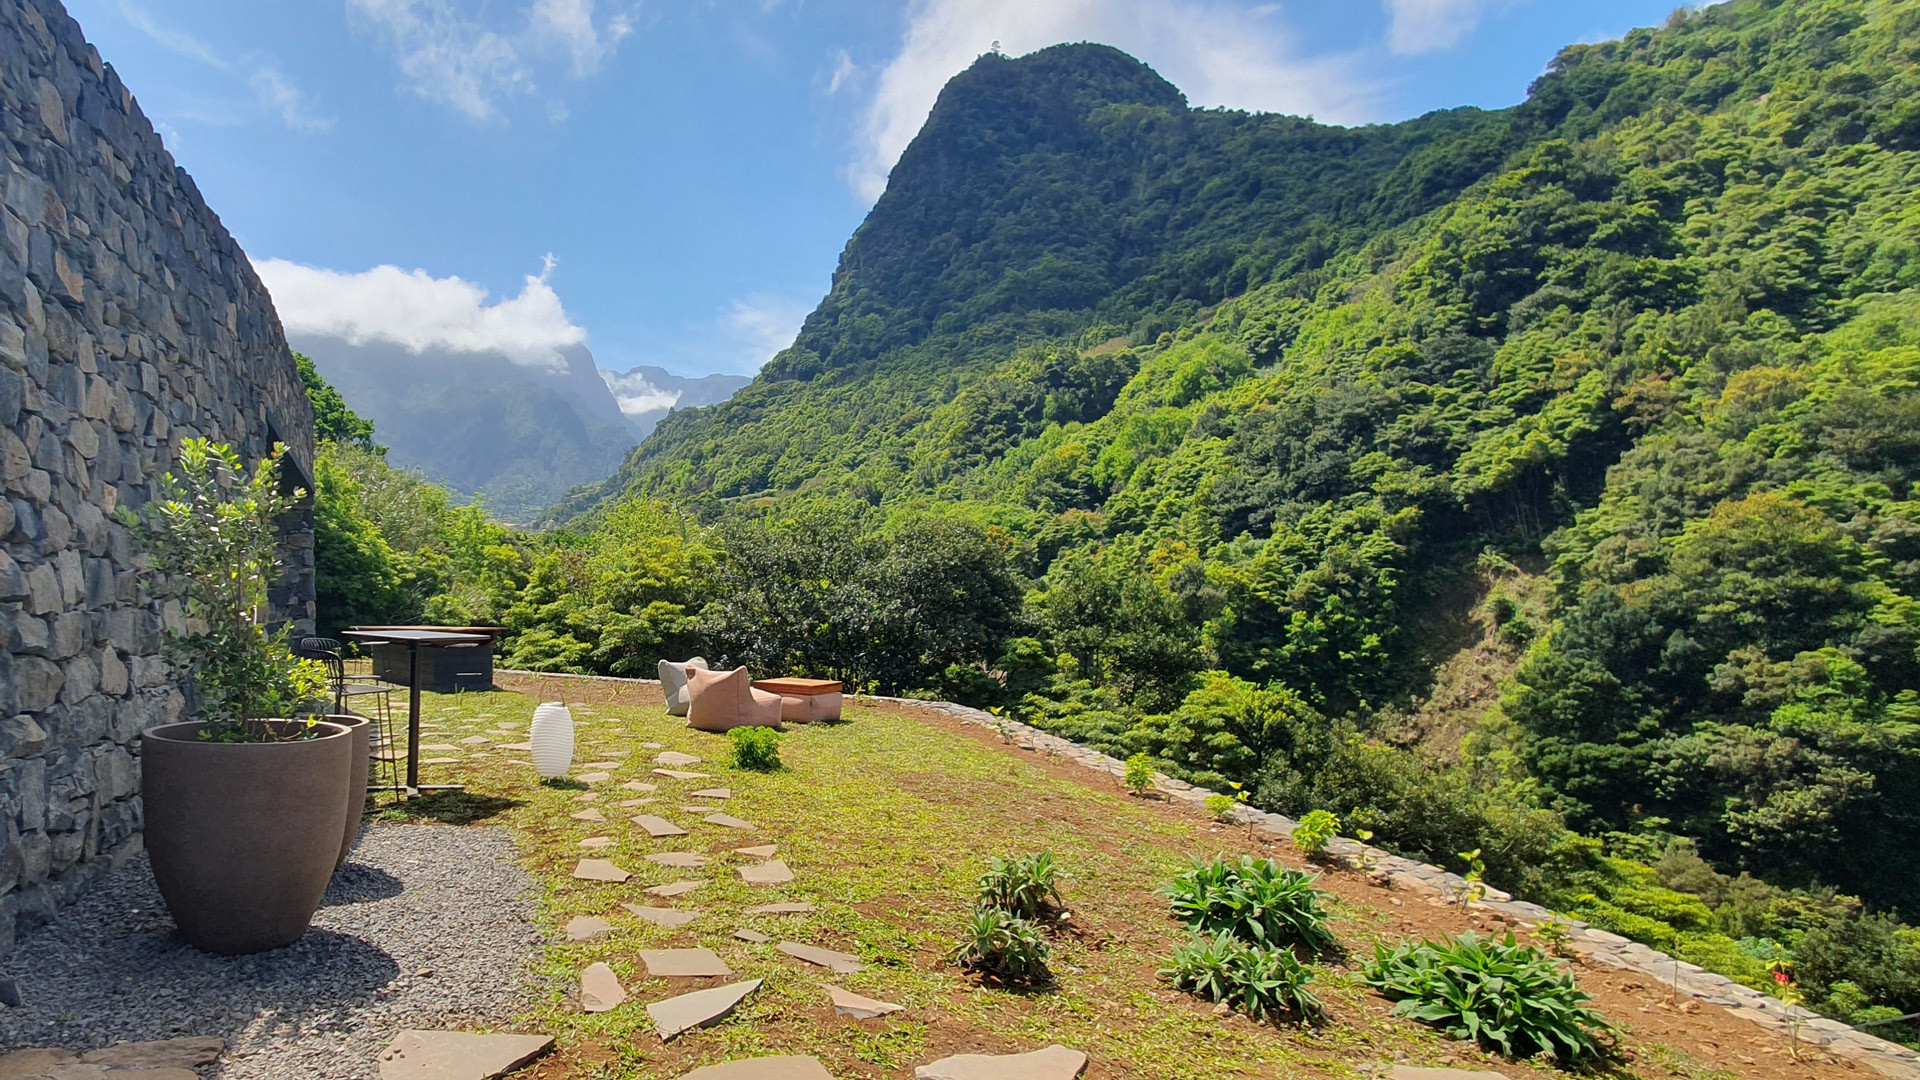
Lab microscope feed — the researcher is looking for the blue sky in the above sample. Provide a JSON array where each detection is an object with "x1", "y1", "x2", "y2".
[{"x1": 66, "y1": 0, "x2": 1687, "y2": 379}]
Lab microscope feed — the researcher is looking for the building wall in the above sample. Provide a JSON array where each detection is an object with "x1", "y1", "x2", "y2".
[{"x1": 0, "y1": 0, "x2": 316, "y2": 949}]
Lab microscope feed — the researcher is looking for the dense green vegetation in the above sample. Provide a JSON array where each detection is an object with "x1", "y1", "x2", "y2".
[{"x1": 312, "y1": 0, "x2": 1920, "y2": 1037}]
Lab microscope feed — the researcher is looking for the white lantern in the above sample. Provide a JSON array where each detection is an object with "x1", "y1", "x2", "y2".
[{"x1": 529, "y1": 701, "x2": 575, "y2": 779}]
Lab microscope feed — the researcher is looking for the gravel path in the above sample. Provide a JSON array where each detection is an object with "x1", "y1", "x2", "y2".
[{"x1": 0, "y1": 824, "x2": 545, "y2": 1079}]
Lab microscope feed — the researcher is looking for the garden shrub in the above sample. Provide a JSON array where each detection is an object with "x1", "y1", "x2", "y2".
[
  {"x1": 1164, "y1": 856, "x2": 1334, "y2": 952},
  {"x1": 1162, "y1": 933, "x2": 1322, "y2": 1022},
  {"x1": 950, "y1": 906, "x2": 1051, "y2": 985},
  {"x1": 1292, "y1": 810, "x2": 1340, "y2": 857},
  {"x1": 729, "y1": 726, "x2": 782, "y2": 771},
  {"x1": 1124, "y1": 751, "x2": 1156, "y2": 794},
  {"x1": 975, "y1": 853, "x2": 1066, "y2": 920},
  {"x1": 1362, "y1": 933, "x2": 1613, "y2": 1061}
]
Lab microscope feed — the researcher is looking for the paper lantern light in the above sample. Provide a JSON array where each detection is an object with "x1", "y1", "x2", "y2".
[{"x1": 529, "y1": 701, "x2": 575, "y2": 779}]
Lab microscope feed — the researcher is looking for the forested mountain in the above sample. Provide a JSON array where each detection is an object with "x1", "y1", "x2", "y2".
[{"x1": 322, "y1": 0, "x2": 1920, "y2": 1032}]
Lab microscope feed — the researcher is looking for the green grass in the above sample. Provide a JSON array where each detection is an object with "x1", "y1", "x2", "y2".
[{"x1": 377, "y1": 689, "x2": 1755, "y2": 1079}]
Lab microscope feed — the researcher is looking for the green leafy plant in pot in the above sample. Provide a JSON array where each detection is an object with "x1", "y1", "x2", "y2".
[{"x1": 122, "y1": 439, "x2": 354, "y2": 955}]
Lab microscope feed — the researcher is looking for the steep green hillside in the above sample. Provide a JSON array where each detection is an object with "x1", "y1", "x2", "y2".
[{"x1": 484, "y1": 0, "x2": 1920, "y2": 1028}]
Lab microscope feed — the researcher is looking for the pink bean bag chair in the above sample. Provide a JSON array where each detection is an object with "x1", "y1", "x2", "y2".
[{"x1": 685, "y1": 666, "x2": 784, "y2": 733}]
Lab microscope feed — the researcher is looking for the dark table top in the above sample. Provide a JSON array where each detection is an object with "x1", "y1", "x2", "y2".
[{"x1": 341, "y1": 629, "x2": 493, "y2": 646}]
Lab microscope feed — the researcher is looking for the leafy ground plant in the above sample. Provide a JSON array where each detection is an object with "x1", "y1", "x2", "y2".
[
  {"x1": 1165, "y1": 856, "x2": 1335, "y2": 953},
  {"x1": 1292, "y1": 810, "x2": 1339, "y2": 857},
  {"x1": 976, "y1": 853, "x2": 1066, "y2": 920},
  {"x1": 1124, "y1": 752, "x2": 1156, "y2": 795},
  {"x1": 729, "y1": 726, "x2": 783, "y2": 771},
  {"x1": 950, "y1": 906, "x2": 1051, "y2": 986},
  {"x1": 1362, "y1": 932, "x2": 1614, "y2": 1061},
  {"x1": 1162, "y1": 933, "x2": 1323, "y2": 1022}
]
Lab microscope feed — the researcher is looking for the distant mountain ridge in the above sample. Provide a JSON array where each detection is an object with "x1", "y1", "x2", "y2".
[{"x1": 298, "y1": 336, "x2": 746, "y2": 521}]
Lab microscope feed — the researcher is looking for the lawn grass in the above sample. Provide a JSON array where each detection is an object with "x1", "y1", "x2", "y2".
[{"x1": 372, "y1": 689, "x2": 1775, "y2": 1080}]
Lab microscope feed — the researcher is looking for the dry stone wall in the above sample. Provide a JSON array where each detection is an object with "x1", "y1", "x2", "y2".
[{"x1": 0, "y1": 0, "x2": 315, "y2": 950}]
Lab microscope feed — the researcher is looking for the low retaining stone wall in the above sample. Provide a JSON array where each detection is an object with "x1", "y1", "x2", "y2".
[{"x1": 496, "y1": 670, "x2": 1920, "y2": 1078}]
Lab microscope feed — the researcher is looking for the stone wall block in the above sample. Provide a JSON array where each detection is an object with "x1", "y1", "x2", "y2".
[{"x1": 0, "y1": 0, "x2": 315, "y2": 953}]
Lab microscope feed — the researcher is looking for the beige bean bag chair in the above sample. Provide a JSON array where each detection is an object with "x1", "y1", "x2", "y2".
[
  {"x1": 658, "y1": 656, "x2": 709, "y2": 717},
  {"x1": 685, "y1": 666, "x2": 784, "y2": 732}
]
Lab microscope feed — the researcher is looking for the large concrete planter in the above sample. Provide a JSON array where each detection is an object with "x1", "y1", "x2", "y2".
[
  {"x1": 140, "y1": 720, "x2": 354, "y2": 955},
  {"x1": 324, "y1": 714, "x2": 372, "y2": 869}
]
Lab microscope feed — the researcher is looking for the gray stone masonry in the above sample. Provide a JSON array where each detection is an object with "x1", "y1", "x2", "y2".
[
  {"x1": 0, "y1": 0, "x2": 316, "y2": 951},
  {"x1": 498, "y1": 669, "x2": 1920, "y2": 1080}
]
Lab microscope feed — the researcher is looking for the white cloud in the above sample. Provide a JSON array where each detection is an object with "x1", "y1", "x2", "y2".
[
  {"x1": 249, "y1": 63, "x2": 334, "y2": 133},
  {"x1": 725, "y1": 294, "x2": 810, "y2": 372},
  {"x1": 349, "y1": 0, "x2": 636, "y2": 121},
  {"x1": 253, "y1": 256, "x2": 587, "y2": 371},
  {"x1": 598, "y1": 369, "x2": 683, "y2": 418},
  {"x1": 115, "y1": 1, "x2": 334, "y2": 133},
  {"x1": 826, "y1": 48, "x2": 856, "y2": 94},
  {"x1": 1383, "y1": 0, "x2": 1503, "y2": 56},
  {"x1": 848, "y1": 0, "x2": 1375, "y2": 203}
]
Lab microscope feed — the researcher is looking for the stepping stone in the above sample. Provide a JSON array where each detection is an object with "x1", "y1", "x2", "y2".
[
  {"x1": 80, "y1": 1037, "x2": 225, "y2": 1068},
  {"x1": 579, "y1": 837, "x2": 615, "y2": 850},
  {"x1": 625, "y1": 904, "x2": 700, "y2": 927},
  {"x1": 735, "y1": 844, "x2": 778, "y2": 859},
  {"x1": 634, "y1": 815, "x2": 688, "y2": 837},
  {"x1": 653, "y1": 769, "x2": 710, "y2": 781},
  {"x1": 572, "y1": 809, "x2": 608, "y2": 823},
  {"x1": 733, "y1": 928, "x2": 770, "y2": 943},
  {"x1": 680, "y1": 1057, "x2": 835, "y2": 1080},
  {"x1": 574, "y1": 792, "x2": 603, "y2": 802},
  {"x1": 581, "y1": 760, "x2": 620, "y2": 769},
  {"x1": 829, "y1": 985, "x2": 903, "y2": 1019},
  {"x1": 421, "y1": 757, "x2": 460, "y2": 765},
  {"x1": 655, "y1": 751, "x2": 702, "y2": 766},
  {"x1": 0, "y1": 1050, "x2": 78, "y2": 1074},
  {"x1": 639, "y1": 947, "x2": 733, "y2": 977},
  {"x1": 500, "y1": 741, "x2": 535, "y2": 751},
  {"x1": 705, "y1": 813, "x2": 755, "y2": 830},
  {"x1": 643, "y1": 741, "x2": 664, "y2": 749},
  {"x1": 648, "y1": 880, "x2": 705, "y2": 898},
  {"x1": 647, "y1": 852, "x2": 711, "y2": 868},
  {"x1": 573, "y1": 859, "x2": 631, "y2": 883},
  {"x1": 649, "y1": 979, "x2": 762, "y2": 1041},
  {"x1": 376, "y1": 1031, "x2": 553, "y2": 1080},
  {"x1": 682, "y1": 805, "x2": 721, "y2": 814},
  {"x1": 739, "y1": 860, "x2": 794, "y2": 885},
  {"x1": 606, "y1": 750, "x2": 631, "y2": 757},
  {"x1": 748, "y1": 902, "x2": 814, "y2": 915},
  {"x1": 566, "y1": 916, "x2": 614, "y2": 941},
  {"x1": 913, "y1": 1046, "x2": 1087, "y2": 1080},
  {"x1": 581, "y1": 962, "x2": 626, "y2": 1012},
  {"x1": 690, "y1": 787, "x2": 732, "y2": 800},
  {"x1": 578, "y1": 772, "x2": 612, "y2": 783},
  {"x1": 1390, "y1": 1070, "x2": 1508, "y2": 1080},
  {"x1": 623, "y1": 781, "x2": 659, "y2": 793},
  {"x1": 420, "y1": 743, "x2": 460, "y2": 751},
  {"x1": 620, "y1": 798, "x2": 657, "y2": 808},
  {"x1": 460, "y1": 736, "x2": 491, "y2": 745},
  {"x1": 777, "y1": 941, "x2": 862, "y2": 974}
]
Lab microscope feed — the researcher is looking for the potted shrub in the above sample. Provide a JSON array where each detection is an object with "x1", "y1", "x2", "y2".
[{"x1": 123, "y1": 439, "x2": 353, "y2": 955}]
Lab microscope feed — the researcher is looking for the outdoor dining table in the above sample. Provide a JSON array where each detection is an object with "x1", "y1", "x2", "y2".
[{"x1": 340, "y1": 627, "x2": 492, "y2": 796}]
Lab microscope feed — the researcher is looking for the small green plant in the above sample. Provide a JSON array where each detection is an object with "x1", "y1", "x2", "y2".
[
  {"x1": 950, "y1": 906, "x2": 1051, "y2": 985},
  {"x1": 975, "y1": 853, "x2": 1066, "y2": 920},
  {"x1": 1533, "y1": 917, "x2": 1572, "y2": 957},
  {"x1": 119, "y1": 439, "x2": 328, "y2": 742},
  {"x1": 1292, "y1": 810, "x2": 1340, "y2": 857},
  {"x1": 1164, "y1": 856, "x2": 1335, "y2": 952},
  {"x1": 1362, "y1": 932, "x2": 1614, "y2": 1061},
  {"x1": 1204, "y1": 793, "x2": 1239, "y2": 820},
  {"x1": 729, "y1": 726, "x2": 782, "y2": 771},
  {"x1": 1353, "y1": 827, "x2": 1378, "y2": 872},
  {"x1": 1453, "y1": 848, "x2": 1487, "y2": 906},
  {"x1": 1162, "y1": 933, "x2": 1323, "y2": 1022},
  {"x1": 1124, "y1": 752, "x2": 1156, "y2": 795}
]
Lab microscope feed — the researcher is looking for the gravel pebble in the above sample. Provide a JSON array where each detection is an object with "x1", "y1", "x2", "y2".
[{"x1": 0, "y1": 824, "x2": 542, "y2": 1079}]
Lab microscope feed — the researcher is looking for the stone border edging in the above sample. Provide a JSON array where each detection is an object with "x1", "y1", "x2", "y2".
[{"x1": 495, "y1": 671, "x2": 1920, "y2": 1078}]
